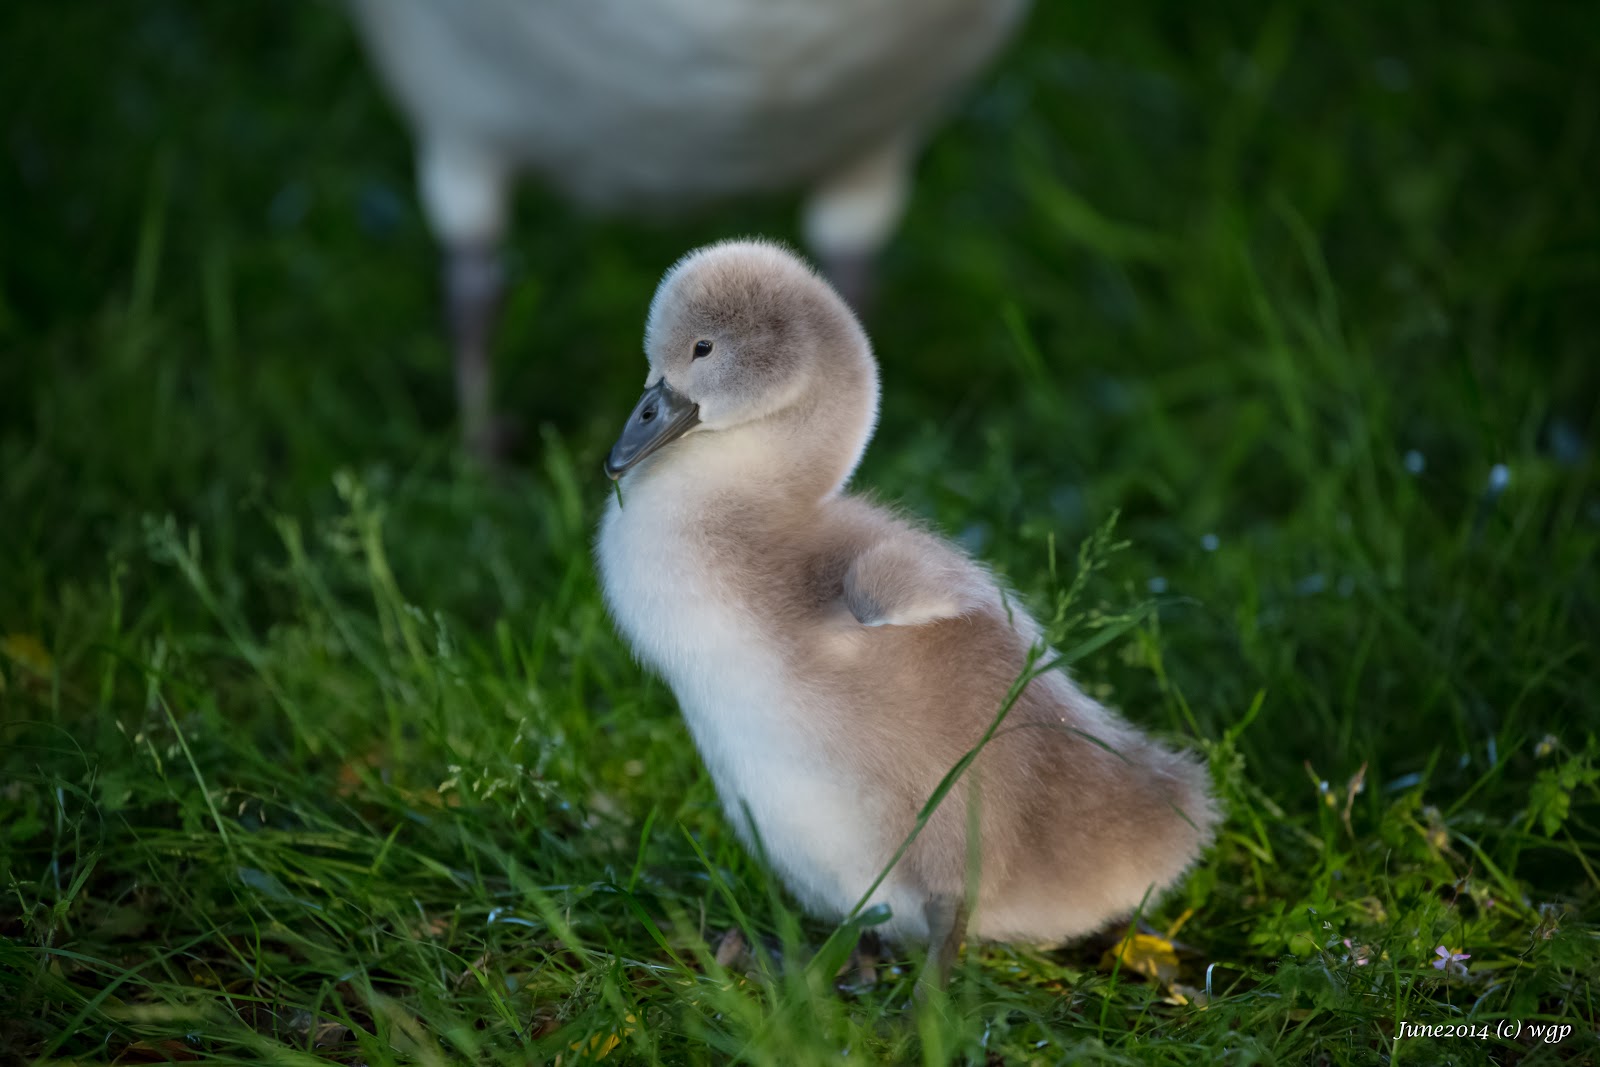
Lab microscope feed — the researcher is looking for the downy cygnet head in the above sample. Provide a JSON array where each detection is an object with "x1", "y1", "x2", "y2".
[{"x1": 604, "y1": 240, "x2": 879, "y2": 484}]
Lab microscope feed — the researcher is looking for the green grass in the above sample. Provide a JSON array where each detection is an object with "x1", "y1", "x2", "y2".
[{"x1": 3, "y1": 0, "x2": 1598, "y2": 1063}]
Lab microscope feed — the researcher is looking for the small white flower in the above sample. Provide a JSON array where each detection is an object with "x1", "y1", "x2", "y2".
[{"x1": 1432, "y1": 945, "x2": 1470, "y2": 977}]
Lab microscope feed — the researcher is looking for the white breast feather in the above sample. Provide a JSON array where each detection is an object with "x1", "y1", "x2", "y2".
[{"x1": 596, "y1": 479, "x2": 928, "y2": 938}]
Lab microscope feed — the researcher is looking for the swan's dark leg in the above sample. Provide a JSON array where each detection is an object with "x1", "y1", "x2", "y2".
[
  {"x1": 445, "y1": 242, "x2": 513, "y2": 462},
  {"x1": 803, "y1": 132, "x2": 914, "y2": 317},
  {"x1": 816, "y1": 253, "x2": 877, "y2": 316}
]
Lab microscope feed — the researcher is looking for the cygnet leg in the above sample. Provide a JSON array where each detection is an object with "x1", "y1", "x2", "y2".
[
  {"x1": 915, "y1": 894, "x2": 969, "y2": 1000},
  {"x1": 802, "y1": 132, "x2": 915, "y2": 312},
  {"x1": 417, "y1": 138, "x2": 514, "y2": 461}
]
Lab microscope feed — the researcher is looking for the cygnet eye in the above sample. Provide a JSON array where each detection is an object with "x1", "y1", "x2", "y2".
[{"x1": 693, "y1": 339, "x2": 714, "y2": 359}]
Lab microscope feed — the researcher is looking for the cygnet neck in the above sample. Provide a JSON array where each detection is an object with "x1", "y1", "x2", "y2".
[{"x1": 646, "y1": 370, "x2": 877, "y2": 508}]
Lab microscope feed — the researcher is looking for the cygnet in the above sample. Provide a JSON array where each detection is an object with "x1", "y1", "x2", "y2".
[
  {"x1": 344, "y1": 0, "x2": 1029, "y2": 458},
  {"x1": 595, "y1": 240, "x2": 1217, "y2": 981}
]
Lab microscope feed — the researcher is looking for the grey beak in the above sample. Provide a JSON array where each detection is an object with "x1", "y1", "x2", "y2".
[{"x1": 604, "y1": 379, "x2": 701, "y2": 479}]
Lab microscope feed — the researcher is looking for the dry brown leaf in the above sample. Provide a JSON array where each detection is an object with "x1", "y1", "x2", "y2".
[
  {"x1": 113, "y1": 1038, "x2": 200, "y2": 1063},
  {"x1": 714, "y1": 928, "x2": 746, "y2": 969},
  {"x1": 312, "y1": 1019, "x2": 354, "y2": 1048}
]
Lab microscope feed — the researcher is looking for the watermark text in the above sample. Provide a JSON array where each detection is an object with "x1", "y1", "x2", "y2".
[{"x1": 1397, "y1": 1020, "x2": 1572, "y2": 1044}]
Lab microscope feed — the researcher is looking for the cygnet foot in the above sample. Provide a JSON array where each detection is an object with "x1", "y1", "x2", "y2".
[{"x1": 835, "y1": 930, "x2": 885, "y2": 990}]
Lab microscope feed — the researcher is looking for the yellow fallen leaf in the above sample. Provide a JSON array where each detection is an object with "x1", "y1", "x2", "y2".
[
  {"x1": 1164, "y1": 981, "x2": 1209, "y2": 1008},
  {"x1": 1, "y1": 633, "x2": 54, "y2": 677},
  {"x1": 1101, "y1": 931, "x2": 1180, "y2": 983},
  {"x1": 554, "y1": 1014, "x2": 636, "y2": 1065}
]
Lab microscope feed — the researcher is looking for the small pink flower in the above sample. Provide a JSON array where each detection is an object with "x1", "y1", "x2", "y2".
[
  {"x1": 1343, "y1": 939, "x2": 1371, "y2": 966},
  {"x1": 1433, "y1": 945, "x2": 1470, "y2": 977}
]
